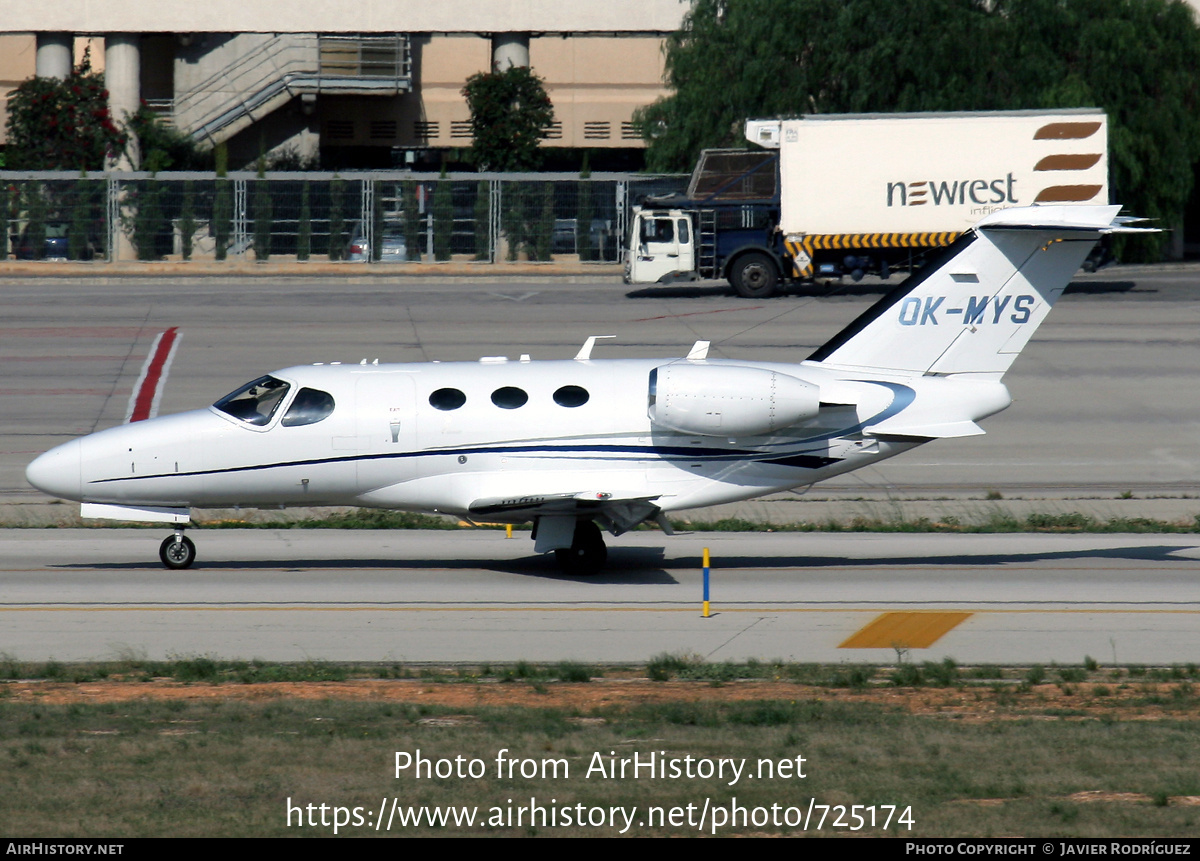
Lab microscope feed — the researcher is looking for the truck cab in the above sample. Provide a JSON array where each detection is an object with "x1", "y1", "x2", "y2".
[
  {"x1": 624, "y1": 149, "x2": 787, "y2": 297},
  {"x1": 625, "y1": 209, "x2": 696, "y2": 285}
]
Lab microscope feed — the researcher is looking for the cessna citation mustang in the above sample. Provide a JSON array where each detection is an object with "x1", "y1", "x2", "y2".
[{"x1": 27, "y1": 205, "x2": 1149, "y2": 574}]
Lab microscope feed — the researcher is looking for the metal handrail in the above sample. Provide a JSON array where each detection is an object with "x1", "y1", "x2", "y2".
[{"x1": 173, "y1": 34, "x2": 411, "y2": 142}]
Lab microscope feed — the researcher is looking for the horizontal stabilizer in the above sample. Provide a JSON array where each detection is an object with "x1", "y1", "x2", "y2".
[
  {"x1": 976, "y1": 205, "x2": 1155, "y2": 233},
  {"x1": 865, "y1": 420, "x2": 985, "y2": 439}
]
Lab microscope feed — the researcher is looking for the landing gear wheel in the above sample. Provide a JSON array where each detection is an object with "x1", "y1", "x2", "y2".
[
  {"x1": 159, "y1": 534, "x2": 196, "y2": 570},
  {"x1": 554, "y1": 520, "x2": 607, "y2": 576},
  {"x1": 730, "y1": 251, "x2": 780, "y2": 299}
]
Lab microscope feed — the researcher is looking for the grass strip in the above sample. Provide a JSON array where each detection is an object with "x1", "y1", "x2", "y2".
[
  {"x1": 4, "y1": 655, "x2": 1199, "y2": 686},
  {"x1": 4, "y1": 682, "x2": 1200, "y2": 837},
  {"x1": 12, "y1": 509, "x2": 1200, "y2": 533}
]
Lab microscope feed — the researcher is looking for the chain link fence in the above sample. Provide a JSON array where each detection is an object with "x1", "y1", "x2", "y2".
[{"x1": 0, "y1": 171, "x2": 687, "y2": 264}]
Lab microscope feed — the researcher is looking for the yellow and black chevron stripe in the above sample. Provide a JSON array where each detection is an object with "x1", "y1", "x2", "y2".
[{"x1": 784, "y1": 232, "x2": 961, "y2": 277}]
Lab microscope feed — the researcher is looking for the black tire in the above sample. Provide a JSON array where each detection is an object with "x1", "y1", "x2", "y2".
[
  {"x1": 729, "y1": 251, "x2": 780, "y2": 299},
  {"x1": 554, "y1": 521, "x2": 607, "y2": 576},
  {"x1": 159, "y1": 535, "x2": 196, "y2": 570}
]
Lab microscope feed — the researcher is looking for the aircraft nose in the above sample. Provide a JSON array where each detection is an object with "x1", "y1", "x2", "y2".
[{"x1": 26, "y1": 439, "x2": 83, "y2": 500}]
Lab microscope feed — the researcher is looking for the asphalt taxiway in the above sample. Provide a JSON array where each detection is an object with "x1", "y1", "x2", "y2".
[
  {"x1": 2, "y1": 529, "x2": 1197, "y2": 664},
  {"x1": 3, "y1": 268, "x2": 1200, "y2": 664}
]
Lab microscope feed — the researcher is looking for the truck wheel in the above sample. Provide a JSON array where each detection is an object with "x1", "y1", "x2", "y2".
[{"x1": 730, "y1": 252, "x2": 780, "y2": 298}]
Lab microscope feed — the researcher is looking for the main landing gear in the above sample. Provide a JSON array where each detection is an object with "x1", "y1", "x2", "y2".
[
  {"x1": 554, "y1": 520, "x2": 607, "y2": 576},
  {"x1": 154, "y1": 521, "x2": 607, "y2": 574},
  {"x1": 159, "y1": 529, "x2": 196, "y2": 570}
]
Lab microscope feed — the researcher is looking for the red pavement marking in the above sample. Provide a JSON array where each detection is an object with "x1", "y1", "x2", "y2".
[{"x1": 128, "y1": 327, "x2": 180, "y2": 423}]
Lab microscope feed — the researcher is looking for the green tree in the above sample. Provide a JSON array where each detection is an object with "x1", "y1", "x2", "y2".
[
  {"x1": 636, "y1": 0, "x2": 1200, "y2": 258},
  {"x1": 1046, "y1": 0, "x2": 1200, "y2": 254},
  {"x1": 23, "y1": 183, "x2": 48, "y2": 260},
  {"x1": 0, "y1": 184, "x2": 11, "y2": 260},
  {"x1": 69, "y1": 176, "x2": 93, "y2": 261},
  {"x1": 127, "y1": 106, "x2": 210, "y2": 172},
  {"x1": 212, "y1": 184, "x2": 231, "y2": 260},
  {"x1": 4, "y1": 49, "x2": 125, "y2": 170},
  {"x1": 129, "y1": 178, "x2": 163, "y2": 260},
  {"x1": 253, "y1": 156, "x2": 271, "y2": 262},
  {"x1": 462, "y1": 65, "x2": 555, "y2": 171},
  {"x1": 433, "y1": 178, "x2": 453, "y2": 261},
  {"x1": 534, "y1": 182, "x2": 554, "y2": 262},
  {"x1": 637, "y1": 0, "x2": 1031, "y2": 169},
  {"x1": 178, "y1": 181, "x2": 197, "y2": 261},
  {"x1": 297, "y1": 182, "x2": 312, "y2": 262},
  {"x1": 213, "y1": 143, "x2": 231, "y2": 261},
  {"x1": 401, "y1": 179, "x2": 420, "y2": 261},
  {"x1": 576, "y1": 154, "x2": 594, "y2": 261},
  {"x1": 473, "y1": 180, "x2": 491, "y2": 260},
  {"x1": 372, "y1": 180, "x2": 385, "y2": 262},
  {"x1": 253, "y1": 180, "x2": 271, "y2": 262},
  {"x1": 501, "y1": 184, "x2": 528, "y2": 261},
  {"x1": 328, "y1": 177, "x2": 345, "y2": 261}
]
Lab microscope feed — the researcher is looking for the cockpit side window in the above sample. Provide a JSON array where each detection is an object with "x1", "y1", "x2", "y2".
[
  {"x1": 214, "y1": 375, "x2": 292, "y2": 426},
  {"x1": 281, "y1": 388, "x2": 336, "y2": 427}
]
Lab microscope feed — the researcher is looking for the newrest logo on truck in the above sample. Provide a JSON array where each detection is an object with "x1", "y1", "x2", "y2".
[{"x1": 885, "y1": 120, "x2": 1104, "y2": 215}]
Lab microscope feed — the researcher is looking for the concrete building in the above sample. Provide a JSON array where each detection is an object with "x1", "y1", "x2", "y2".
[{"x1": 0, "y1": 1, "x2": 689, "y2": 168}]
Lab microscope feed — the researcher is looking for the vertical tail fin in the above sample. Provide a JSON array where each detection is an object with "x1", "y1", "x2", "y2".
[{"x1": 808, "y1": 205, "x2": 1152, "y2": 378}]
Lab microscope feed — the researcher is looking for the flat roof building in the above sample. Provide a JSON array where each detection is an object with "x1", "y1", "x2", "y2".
[{"x1": 0, "y1": 1, "x2": 690, "y2": 168}]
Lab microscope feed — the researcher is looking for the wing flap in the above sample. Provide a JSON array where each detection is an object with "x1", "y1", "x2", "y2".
[{"x1": 469, "y1": 490, "x2": 662, "y2": 535}]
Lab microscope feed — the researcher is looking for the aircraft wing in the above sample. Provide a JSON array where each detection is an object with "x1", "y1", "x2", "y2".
[{"x1": 468, "y1": 490, "x2": 665, "y2": 535}]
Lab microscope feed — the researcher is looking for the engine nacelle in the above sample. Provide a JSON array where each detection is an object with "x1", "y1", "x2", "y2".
[{"x1": 648, "y1": 364, "x2": 821, "y2": 437}]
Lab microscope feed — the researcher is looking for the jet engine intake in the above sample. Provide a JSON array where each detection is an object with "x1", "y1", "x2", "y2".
[{"x1": 648, "y1": 364, "x2": 820, "y2": 437}]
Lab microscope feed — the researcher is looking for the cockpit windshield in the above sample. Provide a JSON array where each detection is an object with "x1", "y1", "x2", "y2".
[{"x1": 213, "y1": 376, "x2": 291, "y2": 426}]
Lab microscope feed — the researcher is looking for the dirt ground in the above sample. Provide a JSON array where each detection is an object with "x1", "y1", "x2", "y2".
[{"x1": 6, "y1": 676, "x2": 1198, "y2": 723}]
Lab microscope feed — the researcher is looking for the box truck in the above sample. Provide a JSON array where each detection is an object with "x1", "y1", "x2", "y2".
[{"x1": 624, "y1": 109, "x2": 1108, "y2": 297}]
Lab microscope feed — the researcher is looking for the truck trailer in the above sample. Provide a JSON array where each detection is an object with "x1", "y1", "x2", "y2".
[{"x1": 624, "y1": 110, "x2": 1109, "y2": 297}]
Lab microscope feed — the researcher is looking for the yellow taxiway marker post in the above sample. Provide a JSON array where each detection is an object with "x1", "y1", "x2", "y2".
[{"x1": 702, "y1": 547, "x2": 711, "y2": 618}]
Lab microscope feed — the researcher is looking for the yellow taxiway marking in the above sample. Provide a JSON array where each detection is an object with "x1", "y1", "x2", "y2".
[{"x1": 839, "y1": 612, "x2": 974, "y2": 649}]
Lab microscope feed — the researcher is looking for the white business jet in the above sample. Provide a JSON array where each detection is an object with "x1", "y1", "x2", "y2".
[{"x1": 27, "y1": 205, "x2": 1148, "y2": 573}]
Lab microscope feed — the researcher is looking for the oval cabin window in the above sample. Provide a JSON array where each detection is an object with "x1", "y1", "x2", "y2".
[
  {"x1": 491, "y1": 387, "x2": 528, "y2": 409},
  {"x1": 553, "y1": 385, "x2": 589, "y2": 407},
  {"x1": 429, "y1": 388, "x2": 467, "y2": 411}
]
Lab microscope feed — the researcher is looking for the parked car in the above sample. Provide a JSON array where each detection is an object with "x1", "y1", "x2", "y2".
[
  {"x1": 551, "y1": 217, "x2": 614, "y2": 258},
  {"x1": 348, "y1": 228, "x2": 408, "y2": 262},
  {"x1": 10, "y1": 220, "x2": 98, "y2": 260}
]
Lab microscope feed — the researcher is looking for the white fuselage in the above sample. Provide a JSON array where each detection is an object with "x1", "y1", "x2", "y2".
[
  {"x1": 26, "y1": 355, "x2": 1012, "y2": 521},
  {"x1": 22, "y1": 204, "x2": 1145, "y2": 573}
]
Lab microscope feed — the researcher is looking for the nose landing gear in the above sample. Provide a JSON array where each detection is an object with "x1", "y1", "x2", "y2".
[{"x1": 159, "y1": 530, "x2": 196, "y2": 570}]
